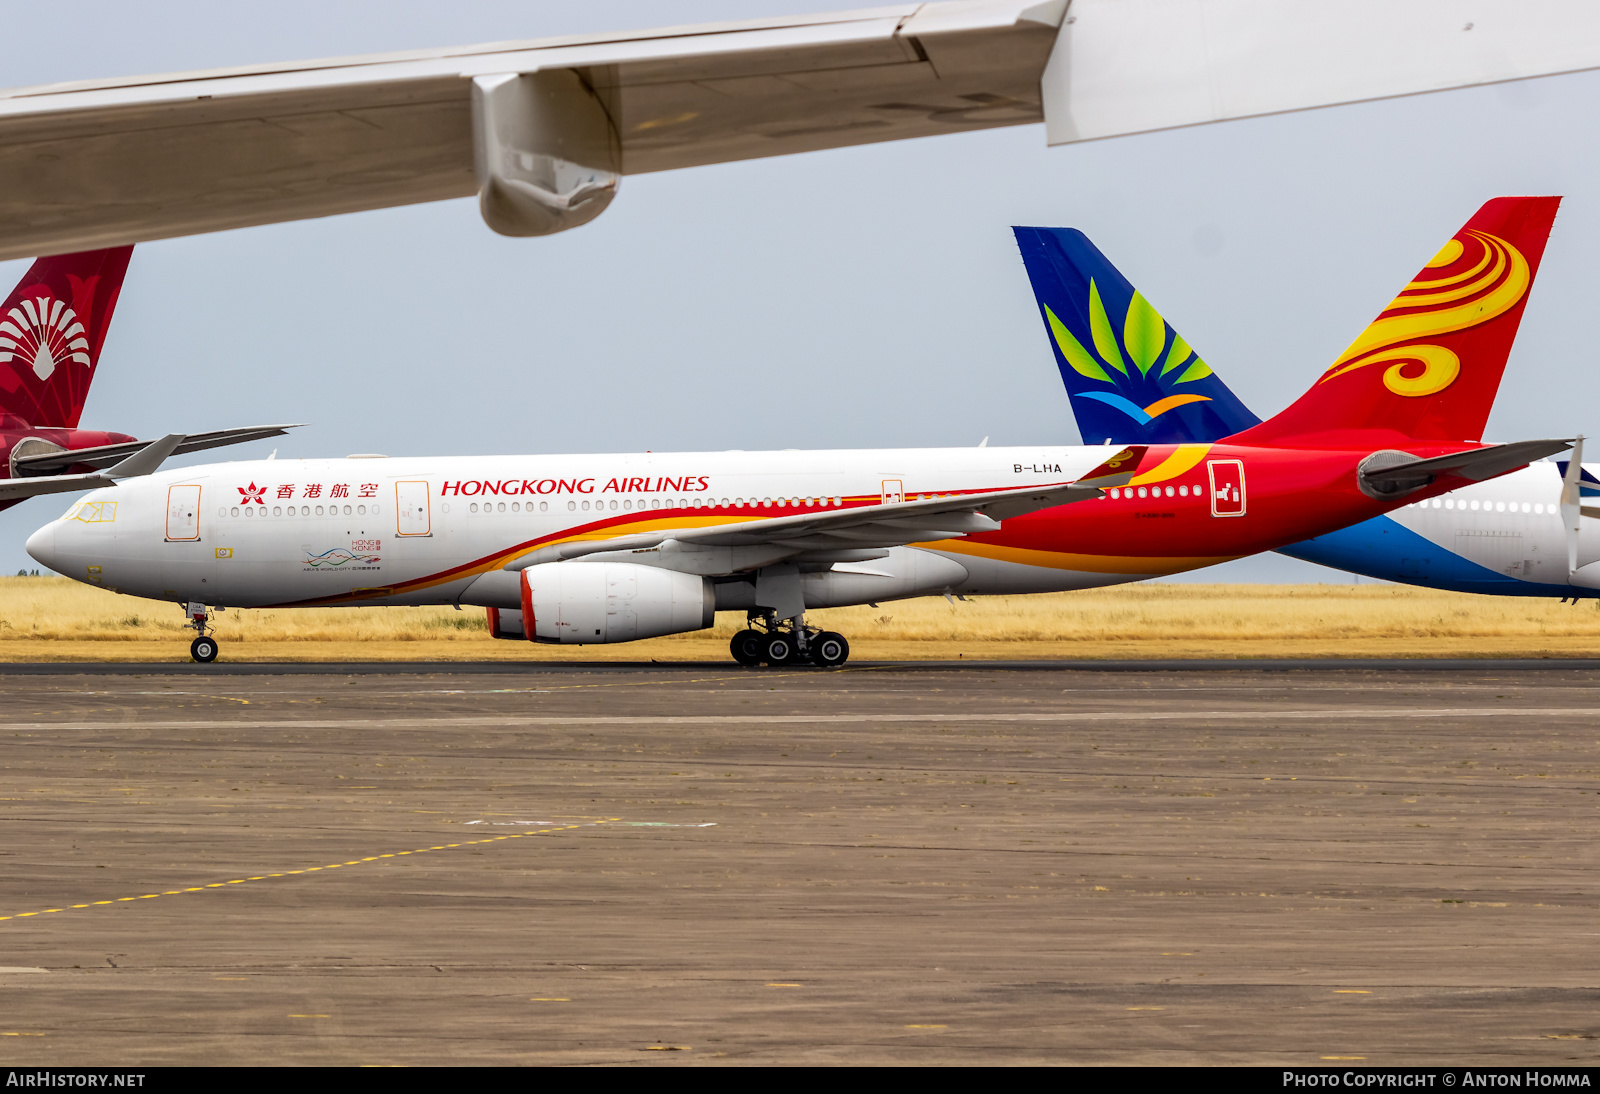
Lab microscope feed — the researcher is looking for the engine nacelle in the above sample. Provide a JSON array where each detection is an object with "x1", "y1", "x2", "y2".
[{"x1": 500, "y1": 562, "x2": 714, "y2": 644}]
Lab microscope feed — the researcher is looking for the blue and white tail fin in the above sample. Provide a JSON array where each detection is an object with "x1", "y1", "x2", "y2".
[{"x1": 1014, "y1": 226, "x2": 1259, "y2": 446}]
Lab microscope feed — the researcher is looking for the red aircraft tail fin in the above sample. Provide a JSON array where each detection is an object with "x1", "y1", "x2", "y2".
[
  {"x1": 1228, "y1": 197, "x2": 1560, "y2": 447},
  {"x1": 0, "y1": 246, "x2": 133, "y2": 429}
]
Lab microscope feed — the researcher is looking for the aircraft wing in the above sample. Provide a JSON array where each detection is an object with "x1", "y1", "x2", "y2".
[
  {"x1": 509, "y1": 445, "x2": 1145, "y2": 569},
  {"x1": 9, "y1": 424, "x2": 304, "y2": 474},
  {"x1": 0, "y1": 0, "x2": 1064, "y2": 259},
  {"x1": 6, "y1": 2, "x2": 1599, "y2": 254},
  {"x1": 1048, "y1": 0, "x2": 1600, "y2": 145}
]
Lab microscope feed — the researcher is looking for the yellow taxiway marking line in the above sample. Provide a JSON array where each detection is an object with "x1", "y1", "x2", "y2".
[{"x1": 0, "y1": 819, "x2": 618, "y2": 926}]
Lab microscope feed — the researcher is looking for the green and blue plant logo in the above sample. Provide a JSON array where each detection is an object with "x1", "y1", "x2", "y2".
[
  {"x1": 1044, "y1": 281, "x2": 1214, "y2": 427},
  {"x1": 1013, "y1": 226, "x2": 1261, "y2": 446}
]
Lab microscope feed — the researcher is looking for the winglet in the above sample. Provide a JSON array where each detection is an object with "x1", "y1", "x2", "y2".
[
  {"x1": 105, "y1": 433, "x2": 185, "y2": 480},
  {"x1": 1563, "y1": 436, "x2": 1585, "y2": 573},
  {"x1": 1074, "y1": 445, "x2": 1147, "y2": 489}
]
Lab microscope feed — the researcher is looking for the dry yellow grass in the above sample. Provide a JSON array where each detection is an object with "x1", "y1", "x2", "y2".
[{"x1": 1, "y1": 575, "x2": 1598, "y2": 662}]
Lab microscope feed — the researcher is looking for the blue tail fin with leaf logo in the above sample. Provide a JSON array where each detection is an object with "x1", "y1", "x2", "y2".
[{"x1": 1014, "y1": 226, "x2": 1260, "y2": 445}]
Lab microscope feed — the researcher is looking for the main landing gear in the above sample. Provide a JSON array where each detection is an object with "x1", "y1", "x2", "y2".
[
  {"x1": 185, "y1": 602, "x2": 220, "y2": 663},
  {"x1": 730, "y1": 611, "x2": 849, "y2": 668}
]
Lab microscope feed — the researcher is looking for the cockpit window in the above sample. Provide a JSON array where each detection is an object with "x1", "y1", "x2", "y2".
[{"x1": 64, "y1": 501, "x2": 117, "y2": 523}]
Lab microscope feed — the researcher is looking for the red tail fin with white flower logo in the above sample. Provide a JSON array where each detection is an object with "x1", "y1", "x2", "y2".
[{"x1": 0, "y1": 247, "x2": 133, "y2": 429}]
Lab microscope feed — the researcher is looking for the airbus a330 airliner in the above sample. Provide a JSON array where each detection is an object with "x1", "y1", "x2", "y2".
[
  {"x1": 1015, "y1": 197, "x2": 1600, "y2": 599},
  {"x1": 25, "y1": 197, "x2": 1567, "y2": 664}
]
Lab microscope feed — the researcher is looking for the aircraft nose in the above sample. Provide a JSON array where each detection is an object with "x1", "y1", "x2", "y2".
[{"x1": 25, "y1": 522, "x2": 58, "y2": 573}]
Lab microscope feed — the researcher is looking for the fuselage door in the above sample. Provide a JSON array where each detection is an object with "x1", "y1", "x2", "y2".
[
  {"x1": 881, "y1": 479, "x2": 904, "y2": 505},
  {"x1": 1207, "y1": 460, "x2": 1246, "y2": 517},
  {"x1": 166, "y1": 485, "x2": 201, "y2": 541},
  {"x1": 396, "y1": 480, "x2": 431, "y2": 536}
]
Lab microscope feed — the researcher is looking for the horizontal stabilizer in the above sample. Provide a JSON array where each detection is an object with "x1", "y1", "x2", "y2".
[
  {"x1": 0, "y1": 432, "x2": 194, "y2": 501},
  {"x1": 10, "y1": 424, "x2": 303, "y2": 474},
  {"x1": 1359, "y1": 438, "x2": 1571, "y2": 497},
  {"x1": 0, "y1": 470, "x2": 114, "y2": 502}
]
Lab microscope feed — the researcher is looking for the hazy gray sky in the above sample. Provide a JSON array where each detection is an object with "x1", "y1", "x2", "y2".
[{"x1": 2, "y1": 1, "x2": 1597, "y2": 585}]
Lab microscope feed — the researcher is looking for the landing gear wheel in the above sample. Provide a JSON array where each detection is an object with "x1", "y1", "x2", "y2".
[
  {"x1": 730, "y1": 629, "x2": 765, "y2": 666},
  {"x1": 760, "y1": 631, "x2": 796, "y2": 666},
  {"x1": 190, "y1": 635, "x2": 219, "y2": 664},
  {"x1": 811, "y1": 631, "x2": 849, "y2": 668}
]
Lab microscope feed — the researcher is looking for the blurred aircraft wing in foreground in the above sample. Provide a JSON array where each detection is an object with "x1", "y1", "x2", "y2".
[
  {"x1": 4, "y1": 0, "x2": 1600, "y2": 256},
  {"x1": 0, "y1": 1, "x2": 1065, "y2": 258}
]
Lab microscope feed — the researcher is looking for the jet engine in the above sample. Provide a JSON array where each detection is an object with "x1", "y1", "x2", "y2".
[{"x1": 487, "y1": 562, "x2": 714, "y2": 644}]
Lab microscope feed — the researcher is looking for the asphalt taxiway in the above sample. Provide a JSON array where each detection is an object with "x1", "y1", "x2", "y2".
[{"x1": 0, "y1": 661, "x2": 1597, "y2": 1064}]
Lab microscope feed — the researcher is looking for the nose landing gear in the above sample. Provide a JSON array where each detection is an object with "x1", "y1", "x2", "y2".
[
  {"x1": 184, "y1": 601, "x2": 220, "y2": 663},
  {"x1": 730, "y1": 612, "x2": 850, "y2": 668}
]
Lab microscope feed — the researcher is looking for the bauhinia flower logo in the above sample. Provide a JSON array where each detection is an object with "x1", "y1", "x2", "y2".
[
  {"x1": 238, "y1": 483, "x2": 266, "y2": 505},
  {"x1": 0, "y1": 295, "x2": 91, "y2": 382}
]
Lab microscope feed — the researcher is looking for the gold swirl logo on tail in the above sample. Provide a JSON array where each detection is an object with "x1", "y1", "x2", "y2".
[{"x1": 1318, "y1": 230, "x2": 1530, "y2": 398}]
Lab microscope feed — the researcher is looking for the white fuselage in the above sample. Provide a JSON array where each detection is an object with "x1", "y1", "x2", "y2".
[
  {"x1": 1283, "y1": 460, "x2": 1600, "y2": 593},
  {"x1": 26, "y1": 446, "x2": 1145, "y2": 611}
]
